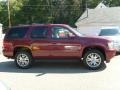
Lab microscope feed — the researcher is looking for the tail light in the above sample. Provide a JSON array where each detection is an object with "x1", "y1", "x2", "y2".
[{"x1": 3, "y1": 41, "x2": 12, "y2": 50}]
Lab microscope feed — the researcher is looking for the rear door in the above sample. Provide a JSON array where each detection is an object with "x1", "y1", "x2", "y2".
[
  {"x1": 50, "y1": 26, "x2": 81, "y2": 57},
  {"x1": 30, "y1": 26, "x2": 51, "y2": 57}
]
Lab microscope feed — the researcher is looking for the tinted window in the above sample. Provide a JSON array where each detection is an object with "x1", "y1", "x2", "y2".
[
  {"x1": 6, "y1": 27, "x2": 28, "y2": 39},
  {"x1": 99, "y1": 29, "x2": 120, "y2": 36},
  {"x1": 31, "y1": 26, "x2": 48, "y2": 39}
]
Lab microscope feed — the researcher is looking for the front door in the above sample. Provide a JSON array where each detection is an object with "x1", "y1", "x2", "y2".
[{"x1": 51, "y1": 26, "x2": 81, "y2": 57}]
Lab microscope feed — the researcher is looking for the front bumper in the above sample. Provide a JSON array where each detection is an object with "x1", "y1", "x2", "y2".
[
  {"x1": 105, "y1": 49, "x2": 116, "y2": 63},
  {"x1": 114, "y1": 46, "x2": 120, "y2": 52}
]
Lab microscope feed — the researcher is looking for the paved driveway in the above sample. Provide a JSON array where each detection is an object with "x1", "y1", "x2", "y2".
[{"x1": 0, "y1": 55, "x2": 120, "y2": 90}]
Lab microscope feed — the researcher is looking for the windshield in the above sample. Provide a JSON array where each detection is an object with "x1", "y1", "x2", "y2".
[
  {"x1": 67, "y1": 26, "x2": 83, "y2": 36},
  {"x1": 99, "y1": 29, "x2": 120, "y2": 36}
]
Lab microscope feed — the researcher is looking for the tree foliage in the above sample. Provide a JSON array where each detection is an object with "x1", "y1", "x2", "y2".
[{"x1": 0, "y1": 0, "x2": 120, "y2": 30}]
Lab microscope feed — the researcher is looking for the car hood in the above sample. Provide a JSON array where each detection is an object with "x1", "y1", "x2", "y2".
[{"x1": 80, "y1": 35, "x2": 109, "y2": 44}]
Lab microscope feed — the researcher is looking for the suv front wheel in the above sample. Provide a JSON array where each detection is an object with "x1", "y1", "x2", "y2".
[
  {"x1": 15, "y1": 51, "x2": 33, "y2": 69},
  {"x1": 83, "y1": 49, "x2": 104, "y2": 70}
]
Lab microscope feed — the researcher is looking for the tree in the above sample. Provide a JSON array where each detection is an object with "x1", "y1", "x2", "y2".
[
  {"x1": 103, "y1": 0, "x2": 120, "y2": 7},
  {"x1": 1, "y1": 0, "x2": 120, "y2": 30},
  {"x1": 0, "y1": 1, "x2": 8, "y2": 28}
]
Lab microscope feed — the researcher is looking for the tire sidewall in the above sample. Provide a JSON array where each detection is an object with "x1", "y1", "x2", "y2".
[
  {"x1": 83, "y1": 49, "x2": 104, "y2": 70},
  {"x1": 15, "y1": 51, "x2": 33, "y2": 69}
]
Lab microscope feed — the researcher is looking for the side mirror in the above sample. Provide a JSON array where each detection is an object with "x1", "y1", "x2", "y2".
[{"x1": 67, "y1": 33, "x2": 75, "y2": 39}]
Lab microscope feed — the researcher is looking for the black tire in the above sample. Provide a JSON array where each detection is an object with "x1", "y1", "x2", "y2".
[
  {"x1": 83, "y1": 49, "x2": 105, "y2": 70},
  {"x1": 15, "y1": 51, "x2": 33, "y2": 69}
]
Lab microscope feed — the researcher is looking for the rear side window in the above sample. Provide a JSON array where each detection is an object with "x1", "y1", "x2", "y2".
[
  {"x1": 31, "y1": 26, "x2": 48, "y2": 39},
  {"x1": 6, "y1": 27, "x2": 28, "y2": 39}
]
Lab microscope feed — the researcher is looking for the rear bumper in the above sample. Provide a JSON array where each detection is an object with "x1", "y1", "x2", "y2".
[
  {"x1": 105, "y1": 49, "x2": 116, "y2": 63},
  {"x1": 3, "y1": 49, "x2": 13, "y2": 58}
]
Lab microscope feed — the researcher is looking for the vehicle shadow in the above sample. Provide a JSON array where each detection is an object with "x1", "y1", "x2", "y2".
[{"x1": 0, "y1": 59, "x2": 106, "y2": 76}]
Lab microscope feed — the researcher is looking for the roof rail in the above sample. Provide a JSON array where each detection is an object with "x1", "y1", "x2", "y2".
[
  {"x1": 32, "y1": 23, "x2": 45, "y2": 25},
  {"x1": 18, "y1": 24, "x2": 30, "y2": 26}
]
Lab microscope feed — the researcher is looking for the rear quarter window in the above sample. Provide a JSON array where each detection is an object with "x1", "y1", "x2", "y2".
[{"x1": 6, "y1": 27, "x2": 28, "y2": 39}]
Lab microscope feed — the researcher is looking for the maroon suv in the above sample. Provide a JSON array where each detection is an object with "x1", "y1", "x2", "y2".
[{"x1": 3, "y1": 24, "x2": 116, "y2": 69}]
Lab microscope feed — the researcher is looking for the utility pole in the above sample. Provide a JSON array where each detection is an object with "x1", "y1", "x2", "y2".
[
  {"x1": 86, "y1": 0, "x2": 88, "y2": 18},
  {"x1": 81, "y1": 0, "x2": 86, "y2": 12},
  {"x1": 7, "y1": 0, "x2": 11, "y2": 27},
  {"x1": 47, "y1": 0, "x2": 53, "y2": 23}
]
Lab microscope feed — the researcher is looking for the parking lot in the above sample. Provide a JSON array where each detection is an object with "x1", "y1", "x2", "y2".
[{"x1": 0, "y1": 54, "x2": 120, "y2": 90}]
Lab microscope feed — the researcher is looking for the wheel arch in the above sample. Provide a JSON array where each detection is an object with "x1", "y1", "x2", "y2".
[
  {"x1": 13, "y1": 46, "x2": 32, "y2": 57},
  {"x1": 82, "y1": 46, "x2": 106, "y2": 60}
]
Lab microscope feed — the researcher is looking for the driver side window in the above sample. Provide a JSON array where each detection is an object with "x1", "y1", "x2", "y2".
[{"x1": 52, "y1": 26, "x2": 75, "y2": 39}]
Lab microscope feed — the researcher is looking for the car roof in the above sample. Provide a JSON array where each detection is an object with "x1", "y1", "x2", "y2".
[{"x1": 10, "y1": 24, "x2": 69, "y2": 28}]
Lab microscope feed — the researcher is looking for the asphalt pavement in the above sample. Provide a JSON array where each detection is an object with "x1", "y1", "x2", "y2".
[{"x1": 0, "y1": 55, "x2": 120, "y2": 90}]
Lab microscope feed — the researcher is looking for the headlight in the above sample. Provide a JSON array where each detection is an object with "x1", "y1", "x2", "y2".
[
  {"x1": 108, "y1": 42, "x2": 114, "y2": 49},
  {"x1": 113, "y1": 41, "x2": 120, "y2": 46},
  {"x1": 108, "y1": 41, "x2": 120, "y2": 51}
]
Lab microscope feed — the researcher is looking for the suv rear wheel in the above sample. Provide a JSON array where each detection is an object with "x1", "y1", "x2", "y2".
[
  {"x1": 83, "y1": 49, "x2": 104, "y2": 70},
  {"x1": 15, "y1": 51, "x2": 33, "y2": 69}
]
